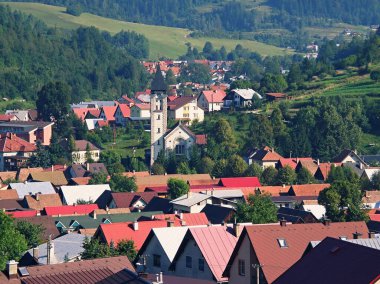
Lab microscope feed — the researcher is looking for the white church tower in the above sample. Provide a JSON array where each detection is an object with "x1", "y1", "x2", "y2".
[{"x1": 150, "y1": 65, "x2": 168, "y2": 166}]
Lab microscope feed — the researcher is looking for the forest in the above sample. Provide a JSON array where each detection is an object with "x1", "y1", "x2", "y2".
[{"x1": 0, "y1": 5, "x2": 149, "y2": 102}]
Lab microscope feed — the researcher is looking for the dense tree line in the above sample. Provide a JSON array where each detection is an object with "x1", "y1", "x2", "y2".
[{"x1": 0, "y1": 6, "x2": 149, "y2": 101}]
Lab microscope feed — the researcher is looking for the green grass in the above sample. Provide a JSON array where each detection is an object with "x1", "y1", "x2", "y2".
[
  {"x1": 102, "y1": 132, "x2": 146, "y2": 158},
  {"x1": 1, "y1": 2, "x2": 294, "y2": 59}
]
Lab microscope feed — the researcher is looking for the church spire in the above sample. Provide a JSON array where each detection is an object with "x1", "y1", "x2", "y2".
[{"x1": 151, "y1": 64, "x2": 167, "y2": 93}]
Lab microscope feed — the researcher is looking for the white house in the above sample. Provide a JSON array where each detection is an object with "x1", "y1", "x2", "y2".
[
  {"x1": 168, "y1": 96, "x2": 204, "y2": 124},
  {"x1": 224, "y1": 89, "x2": 262, "y2": 109},
  {"x1": 60, "y1": 184, "x2": 111, "y2": 205},
  {"x1": 71, "y1": 140, "x2": 100, "y2": 164},
  {"x1": 130, "y1": 104, "x2": 151, "y2": 121},
  {"x1": 197, "y1": 90, "x2": 226, "y2": 112}
]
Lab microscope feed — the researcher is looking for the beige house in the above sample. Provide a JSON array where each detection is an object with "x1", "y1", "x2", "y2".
[
  {"x1": 130, "y1": 104, "x2": 151, "y2": 120},
  {"x1": 168, "y1": 96, "x2": 204, "y2": 125},
  {"x1": 198, "y1": 90, "x2": 226, "y2": 112},
  {"x1": 72, "y1": 140, "x2": 100, "y2": 164}
]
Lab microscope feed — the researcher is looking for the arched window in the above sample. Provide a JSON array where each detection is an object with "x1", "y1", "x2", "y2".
[{"x1": 175, "y1": 138, "x2": 186, "y2": 155}]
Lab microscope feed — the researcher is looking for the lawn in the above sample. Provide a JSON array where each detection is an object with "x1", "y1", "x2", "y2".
[
  {"x1": 102, "y1": 132, "x2": 146, "y2": 159},
  {"x1": 1, "y1": 2, "x2": 294, "y2": 59}
]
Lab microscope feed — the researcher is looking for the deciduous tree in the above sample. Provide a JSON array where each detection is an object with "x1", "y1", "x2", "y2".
[
  {"x1": 168, "y1": 178, "x2": 189, "y2": 199},
  {"x1": 235, "y1": 194, "x2": 278, "y2": 224}
]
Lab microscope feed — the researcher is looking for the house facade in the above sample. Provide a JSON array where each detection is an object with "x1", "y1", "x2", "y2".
[
  {"x1": 168, "y1": 96, "x2": 204, "y2": 124},
  {"x1": 198, "y1": 90, "x2": 226, "y2": 112},
  {"x1": 114, "y1": 104, "x2": 131, "y2": 127},
  {"x1": 224, "y1": 89, "x2": 262, "y2": 109},
  {"x1": 71, "y1": 140, "x2": 100, "y2": 164}
]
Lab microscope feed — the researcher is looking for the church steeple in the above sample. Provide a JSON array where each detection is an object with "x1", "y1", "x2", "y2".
[{"x1": 151, "y1": 64, "x2": 167, "y2": 93}]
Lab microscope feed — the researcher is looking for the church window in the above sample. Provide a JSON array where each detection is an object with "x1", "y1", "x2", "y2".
[{"x1": 175, "y1": 144, "x2": 185, "y2": 155}]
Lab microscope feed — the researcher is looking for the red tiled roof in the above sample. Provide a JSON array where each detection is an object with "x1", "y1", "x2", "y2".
[
  {"x1": 0, "y1": 133, "x2": 37, "y2": 153},
  {"x1": 43, "y1": 165, "x2": 67, "y2": 172},
  {"x1": 279, "y1": 158, "x2": 313, "y2": 170},
  {"x1": 72, "y1": 108, "x2": 89, "y2": 121},
  {"x1": 101, "y1": 106, "x2": 117, "y2": 121},
  {"x1": 71, "y1": 177, "x2": 91, "y2": 185},
  {"x1": 258, "y1": 185, "x2": 291, "y2": 196},
  {"x1": 117, "y1": 104, "x2": 131, "y2": 118},
  {"x1": 122, "y1": 171, "x2": 150, "y2": 178},
  {"x1": 196, "y1": 134, "x2": 207, "y2": 145},
  {"x1": 6, "y1": 209, "x2": 38, "y2": 218},
  {"x1": 219, "y1": 177, "x2": 261, "y2": 187},
  {"x1": 96, "y1": 120, "x2": 108, "y2": 127},
  {"x1": 316, "y1": 163, "x2": 342, "y2": 180},
  {"x1": 224, "y1": 222, "x2": 369, "y2": 283},
  {"x1": 0, "y1": 189, "x2": 19, "y2": 200},
  {"x1": 369, "y1": 214, "x2": 380, "y2": 222},
  {"x1": 289, "y1": 184, "x2": 330, "y2": 196},
  {"x1": 201, "y1": 90, "x2": 227, "y2": 103},
  {"x1": 250, "y1": 146, "x2": 283, "y2": 161},
  {"x1": 0, "y1": 114, "x2": 15, "y2": 121},
  {"x1": 44, "y1": 204, "x2": 99, "y2": 216},
  {"x1": 86, "y1": 108, "x2": 101, "y2": 118},
  {"x1": 152, "y1": 212, "x2": 209, "y2": 226},
  {"x1": 297, "y1": 160, "x2": 319, "y2": 175}
]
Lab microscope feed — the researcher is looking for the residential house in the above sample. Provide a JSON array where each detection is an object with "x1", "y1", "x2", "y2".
[
  {"x1": 27, "y1": 171, "x2": 68, "y2": 187},
  {"x1": 114, "y1": 104, "x2": 131, "y2": 127},
  {"x1": 333, "y1": 149, "x2": 368, "y2": 169},
  {"x1": 14, "y1": 215, "x2": 60, "y2": 241},
  {"x1": 168, "y1": 96, "x2": 204, "y2": 124},
  {"x1": 314, "y1": 162, "x2": 342, "y2": 181},
  {"x1": 9, "y1": 181, "x2": 56, "y2": 199},
  {"x1": 68, "y1": 163, "x2": 108, "y2": 178},
  {"x1": 0, "y1": 133, "x2": 37, "y2": 171},
  {"x1": 137, "y1": 227, "x2": 190, "y2": 274},
  {"x1": 16, "y1": 167, "x2": 44, "y2": 182},
  {"x1": 118, "y1": 95, "x2": 135, "y2": 106},
  {"x1": 71, "y1": 140, "x2": 101, "y2": 164},
  {"x1": 223, "y1": 221, "x2": 368, "y2": 284},
  {"x1": 271, "y1": 196, "x2": 319, "y2": 209},
  {"x1": 201, "y1": 204, "x2": 235, "y2": 224},
  {"x1": 143, "y1": 196, "x2": 172, "y2": 213},
  {"x1": 20, "y1": 233, "x2": 87, "y2": 265},
  {"x1": 198, "y1": 90, "x2": 226, "y2": 112},
  {"x1": 277, "y1": 207, "x2": 319, "y2": 224},
  {"x1": 99, "y1": 105, "x2": 117, "y2": 125},
  {"x1": 0, "y1": 121, "x2": 54, "y2": 145},
  {"x1": 257, "y1": 185, "x2": 291, "y2": 196},
  {"x1": 224, "y1": 89, "x2": 262, "y2": 109},
  {"x1": 361, "y1": 154, "x2": 380, "y2": 165},
  {"x1": 0, "y1": 199, "x2": 23, "y2": 212},
  {"x1": 0, "y1": 256, "x2": 145, "y2": 284},
  {"x1": 300, "y1": 200, "x2": 326, "y2": 219},
  {"x1": 277, "y1": 158, "x2": 314, "y2": 170},
  {"x1": 108, "y1": 192, "x2": 158, "y2": 211},
  {"x1": 54, "y1": 211, "x2": 161, "y2": 234},
  {"x1": 273, "y1": 237, "x2": 380, "y2": 284},
  {"x1": 72, "y1": 108, "x2": 90, "y2": 121},
  {"x1": 0, "y1": 189, "x2": 19, "y2": 200},
  {"x1": 130, "y1": 104, "x2": 151, "y2": 123},
  {"x1": 95, "y1": 213, "x2": 209, "y2": 249},
  {"x1": 295, "y1": 160, "x2": 319, "y2": 176},
  {"x1": 266, "y1": 93, "x2": 287, "y2": 102},
  {"x1": 288, "y1": 184, "x2": 330, "y2": 197},
  {"x1": 23, "y1": 193, "x2": 62, "y2": 211},
  {"x1": 362, "y1": 191, "x2": 380, "y2": 209},
  {"x1": 44, "y1": 204, "x2": 99, "y2": 216},
  {"x1": 60, "y1": 184, "x2": 111, "y2": 205},
  {"x1": 218, "y1": 177, "x2": 261, "y2": 188},
  {"x1": 247, "y1": 146, "x2": 283, "y2": 168},
  {"x1": 5, "y1": 109, "x2": 36, "y2": 121},
  {"x1": 170, "y1": 192, "x2": 237, "y2": 213},
  {"x1": 169, "y1": 226, "x2": 238, "y2": 283}
]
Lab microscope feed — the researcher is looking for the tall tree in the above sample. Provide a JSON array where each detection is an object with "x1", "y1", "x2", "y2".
[
  {"x1": 15, "y1": 221, "x2": 44, "y2": 248},
  {"x1": 277, "y1": 165, "x2": 297, "y2": 185},
  {"x1": 225, "y1": 155, "x2": 248, "y2": 177},
  {"x1": 167, "y1": 178, "x2": 190, "y2": 199},
  {"x1": 110, "y1": 174, "x2": 137, "y2": 192},
  {"x1": 235, "y1": 194, "x2": 278, "y2": 224}
]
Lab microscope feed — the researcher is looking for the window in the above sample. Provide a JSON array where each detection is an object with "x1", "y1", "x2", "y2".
[
  {"x1": 157, "y1": 115, "x2": 160, "y2": 120},
  {"x1": 157, "y1": 128, "x2": 161, "y2": 133},
  {"x1": 186, "y1": 256, "x2": 192, "y2": 268},
  {"x1": 175, "y1": 144, "x2": 185, "y2": 155},
  {"x1": 198, "y1": 258, "x2": 204, "y2": 271},
  {"x1": 153, "y1": 254, "x2": 161, "y2": 267},
  {"x1": 277, "y1": 238, "x2": 288, "y2": 248},
  {"x1": 238, "y1": 259, "x2": 245, "y2": 276}
]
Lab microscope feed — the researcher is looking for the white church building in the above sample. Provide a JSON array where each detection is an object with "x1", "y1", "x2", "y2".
[{"x1": 149, "y1": 67, "x2": 206, "y2": 166}]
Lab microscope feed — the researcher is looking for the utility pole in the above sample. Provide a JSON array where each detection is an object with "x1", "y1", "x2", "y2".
[
  {"x1": 47, "y1": 235, "x2": 52, "y2": 265},
  {"x1": 253, "y1": 264, "x2": 263, "y2": 284}
]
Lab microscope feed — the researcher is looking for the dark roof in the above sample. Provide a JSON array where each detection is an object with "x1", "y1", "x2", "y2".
[
  {"x1": 110, "y1": 192, "x2": 158, "y2": 209},
  {"x1": 361, "y1": 155, "x2": 380, "y2": 164},
  {"x1": 86, "y1": 163, "x2": 108, "y2": 176},
  {"x1": 277, "y1": 213, "x2": 303, "y2": 223},
  {"x1": 14, "y1": 216, "x2": 60, "y2": 241},
  {"x1": 69, "y1": 164, "x2": 86, "y2": 178},
  {"x1": 168, "y1": 96, "x2": 197, "y2": 110},
  {"x1": 143, "y1": 196, "x2": 172, "y2": 213},
  {"x1": 151, "y1": 65, "x2": 167, "y2": 93},
  {"x1": 273, "y1": 237, "x2": 380, "y2": 284},
  {"x1": 0, "y1": 199, "x2": 23, "y2": 210},
  {"x1": 74, "y1": 140, "x2": 100, "y2": 151},
  {"x1": 271, "y1": 196, "x2": 318, "y2": 203},
  {"x1": 95, "y1": 190, "x2": 113, "y2": 209},
  {"x1": 368, "y1": 220, "x2": 380, "y2": 233},
  {"x1": 277, "y1": 207, "x2": 318, "y2": 223},
  {"x1": 201, "y1": 204, "x2": 235, "y2": 224}
]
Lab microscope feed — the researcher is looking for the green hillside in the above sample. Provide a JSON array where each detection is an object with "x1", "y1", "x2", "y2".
[{"x1": 1, "y1": 2, "x2": 294, "y2": 59}]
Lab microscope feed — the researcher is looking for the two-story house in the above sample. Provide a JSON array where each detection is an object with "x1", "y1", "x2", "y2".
[
  {"x1": 168, "y1": 96, "x2": 204, "y2": 125},
  {"x1": 198, "y1": 90, "x2": 226, "y2": 112}
]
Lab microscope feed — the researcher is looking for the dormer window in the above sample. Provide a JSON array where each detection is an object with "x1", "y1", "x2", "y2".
[{"x1": 277, "y1": 238, "x2": 288, "y2": 248}]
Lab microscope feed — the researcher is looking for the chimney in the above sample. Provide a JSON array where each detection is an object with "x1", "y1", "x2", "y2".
[
  {"x1": 368, "y1": 232, "x2": 376, "y2": 239},
  {"x1": 317, "y1": 159, "x2": 320, "y2": 166},
  {"x1": 167, "y1": 220, "x2": 174, "y2": 227},
  {"x1": 93, "y1": 211, "x2": 97, "y2": 219},
  {"x1": 187, "y1": 191, "x2": 192, "y2": 198},
  {"x1": 359, "y1": 162, "x2": 364, "y2": 170},
  {"x1": 33, "y1": 247, "x2": 39, "y2": 260},
  {"x1": 179, "y1": 212, "x2": 183, "y2": 220},
  {"x1": 159, "y1": 272, "x2": 163, "y2": 284},
  {"x1": 323, "y1": 218, "x2": 331, "y2": 226},
  {"x1": 133, "y1": 220, "x2": 139, "y2": 231},
  {"x1": 86, "y1": 163, "x2": 90, "y2": 171},
  {"x1": 51, "y1": 165, "x2": 54, "y2": 172},
  {"x1": 180, "y1": 220, "x2": 187, "y2": 226},
  {"x1": 233, "y1": 223, "x2": 242, "y2": 238},
  {"x1": 35, "y1": 193, "x2": 40, "y2": 201},
  {"x1": 6, "y1": 260, "x2": 18, "y2": 279},
  {"x1": 280, "y1": 218, "x2": 287, "y2": 227},
  {"x1": 353, "y1": 232, "x2": 362, "y2": 239}
]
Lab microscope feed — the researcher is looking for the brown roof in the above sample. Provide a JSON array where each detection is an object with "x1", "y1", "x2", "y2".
[
  {"x1": 136, "y1": 174, "x2": 212, "y2": 192},
  {"x1": 111, "y1": 192, "x2": 158, "y2": 209},
  {"x1": 122, "y1": 171, "x2": 150, "y2": 178},
  {"x1": 70, "y1": 177, "x2": 91, "y2": 185},
  {"x1": 362, "y1": 191, "x2": 380, "y2": 204},
  {"x1": 250, "y1": 146, "x2": 283, "y2": 161},
  {"x1": 0, "y1": 171, "x2": 17, "y2": 182},
  {"x1": 14, "y1": 216, "x2": 60, "y2": 241},
  {"x1": 92, "y1": 207, "x2": 131, "y2": 215},
  {"x1": 168, "y1": 96, "x2": 197, "y2": 110},
  {"x1": 224, "y1": 221, "x2": 369, "y2": 283},
  {"x1": 20, "y1": 256, "x2": 137, "y2": 284},
  {"x1": 296, "y1": 160, "x2": 319, "y2": 175},
  {"x1": 0, "y1": 189, "x2": 19, "y2": 200},
  {"x1": 17, "y1": 167, "x2": 44, "y2": 182},
  {"x1": 74, "y1": 140, "x2": 100, "y2": 151},
  {"x1": 289, "y1": 184, "x2": 330, "y2": 196},
  {"x1": 24, "y1": 193, "x2": 63, "y2": 211},
  {"x1": 0, "y1": 199, "x2": 22, "y2": 210},
  {"x1": 29, "y1": 171, "x2": 68, "y2": 186}
]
